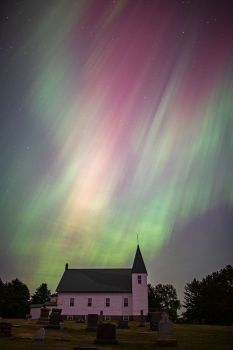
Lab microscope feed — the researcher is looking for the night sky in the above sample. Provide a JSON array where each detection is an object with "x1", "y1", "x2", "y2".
[{"x1": 0, "y1": 0, "x2": 233, "y2": 300}]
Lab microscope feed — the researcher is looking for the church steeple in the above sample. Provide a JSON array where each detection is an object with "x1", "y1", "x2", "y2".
[{"x1": 132, "y1": 245, "x2": 147, "y2": 274}]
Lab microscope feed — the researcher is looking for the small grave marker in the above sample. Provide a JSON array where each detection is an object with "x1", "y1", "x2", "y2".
[
  {"x1": 99, "y1": 311, "x2": 103, "y2": 324},
  {"x1": 118, "y1": 319, "x2": 129, "y2": 329},
  {"x1": 76, "y1": 316, "x2": 85, "y2": 323},
  {"x1": 149, "y1": 311, "x2": 163, "y2": 331},
  {"x1": 157, "y1": 312, "x2": 177, "y2": 347},
  {"x1": 33, "y1": 327, "x2": 45, "y2": 341},
  {"x1": 86, "y1": 314, "x2": 98, "y2": 331},
  {"x1": 37, "y1": 306, "x2": 49, "y2": 325},
  {"x1": 0, "y1": 322, "x2": 12, "y2": 337},
  {"x1": 47, "y1": 308, "x2": 62, "y2": 329},
  {"x1": 73, "y1": 348, "x2": 98, "y2": 350},
  {"x1": 95, "y1": 323, "x2": 118, "y2": 345},
  {"x1": 139, "y1": 309, "x2": 145, "y2": 327}
]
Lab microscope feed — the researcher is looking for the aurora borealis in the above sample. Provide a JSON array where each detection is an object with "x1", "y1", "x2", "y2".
[{"x1": 0, "y1": 0, "x2": 233, "y2": 297}]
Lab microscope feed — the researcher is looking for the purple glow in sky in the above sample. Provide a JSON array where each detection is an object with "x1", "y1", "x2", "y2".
[{"x1": 0, "y1": 1, "x2": 232, "y2": 299}]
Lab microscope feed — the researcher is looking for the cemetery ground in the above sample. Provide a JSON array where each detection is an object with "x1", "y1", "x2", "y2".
[{"x1": 0, "y1": 319, "x2": 232, "y2": 350}]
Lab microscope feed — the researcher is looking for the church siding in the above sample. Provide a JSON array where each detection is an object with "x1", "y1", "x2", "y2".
[{"x1": 57, "y1": 292, "x2": 132, "y2": 317}]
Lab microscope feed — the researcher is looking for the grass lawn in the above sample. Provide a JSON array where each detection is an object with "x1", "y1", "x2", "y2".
[{"x1": 0, "y1": 319, "x2": 232, "y2": 350}]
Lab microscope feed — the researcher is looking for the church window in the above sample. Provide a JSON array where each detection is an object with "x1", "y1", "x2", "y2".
[
  {"x1": 138, "y1": 275, "x2": 142, "y2": 284},
  {"x1": 106, "y1": 298, "x2": 110, "y2": 307},
  {"x1": 124, "y1": 298, "x2": 128, "y2": 307},
  {"x1": 88, "y1": 298, "x2": 92, "y2": 307},
  {"x1": 70, "y1": 297, "x2": 74, "y2": 307}
]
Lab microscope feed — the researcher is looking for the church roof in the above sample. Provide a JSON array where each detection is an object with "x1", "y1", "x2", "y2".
[
  {"x1": 56, "y1": 268, "x2": 132, "y2": 293},
  {"x1": 132, "y1": 245, "x2": 147, "y2": 274},
  {"x1": 56, "y1": 245, "x2": 147, "y2": 293}
]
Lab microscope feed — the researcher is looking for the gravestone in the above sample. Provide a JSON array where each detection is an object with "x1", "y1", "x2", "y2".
[
  {"x1": 33, "y1": 327, "x2": 45, "y2": 341},
  {"x1": 37, "y1": 306, "x2": 50, "y2": 325},
  {"x1": 139, "y1": 309, "x2": 145, "y2": 327},
  {"x1": 73, "y1": 348, "x2": 98, "y2": 350},
  {"x1": 99, "y1": 311, "x2": 104, "y2": 324},
  {"x1": 118, "y1": 320, "x2": 129, "y2": 329},
  {"x1": 86, "y1": 314, "x2": 98, "y2": 331},
  {"x1": 0, "y1": 322, "x2": 12, "y2": 337},
  {"x1": 95, "y1": 323, "x2": 118, "y2": 345},
  {"x1": 47, "y1": 308, "x2": 62, "y2": 329},
  {"x1": 73, "y1": 346, "x2": 98, "y2": 350},
  {"x1": 149, "y1": 311, "x2": 163, "y2": 331},
  {"x1": 76, "y1": 316, "x2": 85, "y2": 323},
  {"x1": 157, "y1": 312, "x2": 177, "y2": 347}
]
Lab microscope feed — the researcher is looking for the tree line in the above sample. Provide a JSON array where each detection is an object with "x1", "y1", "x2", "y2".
[
  {"x1": 0, "y1": 265, "x2": 232, "y2": 324},
  {"x1": 148, "y1": 265, "x2": 233, "y2": 325},
  {"x1": 183, "y1": 265, "x2": 233, "y2": 325},
  {"x1": 0, "y1": 280, "x2": 50, "y2": 318}
]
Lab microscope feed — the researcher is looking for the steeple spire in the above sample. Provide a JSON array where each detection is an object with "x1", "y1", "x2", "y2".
[{"x1": 132, "y1": 245, "x2": 147, "y2": 274}]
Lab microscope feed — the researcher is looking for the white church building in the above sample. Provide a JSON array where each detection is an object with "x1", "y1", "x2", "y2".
[{"x1": 55, "y1": 245, "x2": 148, "y2": 320}]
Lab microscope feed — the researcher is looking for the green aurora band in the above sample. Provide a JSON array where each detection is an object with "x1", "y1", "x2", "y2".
[{"x1": 0, "y1": 0, "x2": 232, "y2": 292}]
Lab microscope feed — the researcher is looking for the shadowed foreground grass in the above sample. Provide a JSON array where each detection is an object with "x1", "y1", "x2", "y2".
[{"x1": 0, "y1": 319, "x2": 232, "y2": 350}]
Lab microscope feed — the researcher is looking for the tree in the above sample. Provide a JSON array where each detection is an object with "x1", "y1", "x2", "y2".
[
  {"x1": 148, "y1": 283, "x2": 181, "y2": 321},
  {"x1": 1, "y1": 278, "x2": 30, "y2": 318},
  {"x1": 183, "y1": 278, "x2": 203, "y2": 323},
  {"x1": 148, "y1": 283, "x2": 157, "y2": 311},
  {"x1": 31, "y1": 283, "x2": 51, "y2": 304},
  {"x1": 183, "y1": 265, "x2": 233, "y2": 324},
  {"x1": 0, "y1": 278, "x2": 6, "y2": 317}
]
